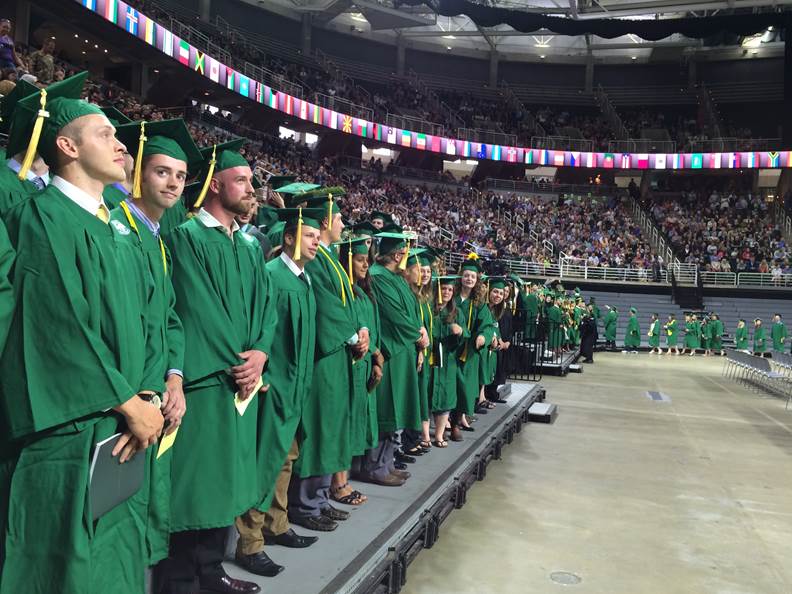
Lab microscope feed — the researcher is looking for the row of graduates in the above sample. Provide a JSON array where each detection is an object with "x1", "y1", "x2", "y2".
[
  {"x1": 736, "y1": 315, "x2": 790, "y2": 356},
  {"x1": 0, "y1": 71, "x2": 539, "y2": 594}
]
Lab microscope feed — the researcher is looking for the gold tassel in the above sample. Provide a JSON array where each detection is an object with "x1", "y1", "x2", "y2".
[
  {"x1": 347, "y1": 236, "x2": 353, "y2": 284},
  {"x1": 193, "y1": 144, "x2": 217, "y2": 209},
  {"x1": 131, "y1": 121, "x2": 147, "y2": 198},
  {"x1": 294, "y1": 207, "x2": 303, "y2": 261},
  {"x1": 398, "y1": 238, "x2": 410, "y2": 271},
  {"x1": 18, "y1": 88, "x2": 48, "y2": 181},
  {"x1": 437, "y1": 278, "x2": 442, "y2": 305},
  {"x1": 326, "y1": 192, "x2": 333, "y2": 229}
]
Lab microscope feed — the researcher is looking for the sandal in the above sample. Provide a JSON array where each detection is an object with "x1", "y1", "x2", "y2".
[
  {"x1": 419, "y1": 440, "x2": 432, "y2": 449},
  {"x1": 432, "y1": 439, "x2": 449, "y2": 448},
  {"x1": 331, "y1": 485, "x2": 366, "y2": 506},
  {"x1": 406, "y1": 445, "x2": 425, "y2": 456}
]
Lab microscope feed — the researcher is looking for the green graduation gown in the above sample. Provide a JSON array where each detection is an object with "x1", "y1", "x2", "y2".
[
  {"x1": 0, "y1": 218, "x2": 13, "y2": 349},
  {"x1": 547, "y1": 304, "x2": 564, "y2": 349},
  {"x1": 571, "y1": 306, "x2": 583, "y2": 346},
  {"x1": 350, "y1": 286, "x2": 381, "y2": 455},
  {"x1": 771, "y1": 322, "x2": 787, "y2": 353},
  {"x1": 709, "y1": 319, "x2": 724, "y2": 351},
  {"x1": 159, "y1": 199, "x2": 188, "y2": 237},
  {"x1": 735, "y1": 325, "x2": 749, "y2": 350},
  {"x1": 456, "y1": 295, "x2": 496, "y2": 414},
  {"x1": 684, "y1": 321, "x2": 700, "y2": 349},
  {"x1": 102, "y1": 182, "x2": 129, "y2": 211},
  {"x1": 482, "y1": 308, "x2": 501, "y2": 386},
  {"x1": 664, "y1": 319, "x2": 678, "y2": 347},
  {"x1": 110, "y1": 201, "x2": 185, "y2": 564},
  {"x1": 166, "y1": 216, "x2": 276, "y2": 531},
  {"x1": 604, "y1": 309, "x2": 618, "y2": 341},
  {"x1": 294, "y1": 243, "x2": 358, "y2": 478},
  {"x1": 253, "y1": 255, "x2": 316, "y2": 511},
  {"x1": 0, "y1": 186, "x2": 162, "y2": 594},
  {"x1": 417, "y1": 299, "x2": 434, "y2": 422},
  {"x1": 0, "y1": 161, "x2": 40, "y2": 217},
  {"x1": 648, "y1": 320, "x2": 661, "y2": 348},
  {"x1": 700, "y1": 321, "x2": 710, "y2": 350},
  {"x1": 522, "y1": 291, "x2": 539, "y2": 339},
  {"x1": 753, "y1": 326, "x2": 767, "y2": 354},
  {"x1": 432, "y1": 305, "x2": 469, "y2": 412},
  {"x1": 624, "y1": 315, "x2": 641, "y2": 348},
  {"x1": 370, "y1": 264, "x2": 423, "y2": 432}
]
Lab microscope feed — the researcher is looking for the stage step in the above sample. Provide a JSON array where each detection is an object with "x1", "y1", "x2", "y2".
[{"x1": 528, "y1": 401, "x2": 558, "y2": 424}]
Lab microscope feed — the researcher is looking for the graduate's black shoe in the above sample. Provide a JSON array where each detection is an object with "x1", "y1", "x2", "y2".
[
  {"x1": 395, "y1": 452, "x2": 416, "y2": 464},
  {"x1": 199, "y1": 574, "x2": 261, "y2": 593},
  {"x1": 321, "y1": 505, "x2": 350, "y2": 521},
  {"x1": 461, "y1": 425, "x2": 475, "y2": 432},
  {"x1": 289, "y1": 514, "x2": 337, "y2": 532},
  {"x1": 234, "y1": 551, "x2": 284, "y2": 577},
  {"x1": 265, "y1": 528, "x2": 318, "y2": 548},
  {"x1": 394, "y1": 461, "x2": 408, "y2": 470},
  {"x1": 494, "y1": 398, "x2": 508, "y2": 404}
]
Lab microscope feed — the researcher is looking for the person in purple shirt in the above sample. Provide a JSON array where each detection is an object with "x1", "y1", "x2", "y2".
[{"x1": 0, "y1": 19, "x2": 25, "y2": 72}]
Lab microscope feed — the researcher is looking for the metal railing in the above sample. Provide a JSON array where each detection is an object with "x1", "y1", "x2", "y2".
[
  {"x1": 385, "y1": 113, "x2": 445, "y2": 137},
  {"x1": 629, "y1": 198, "x2": 676, "y2": 267},
  {"x1": 700, "y1": 272, "x2": 737, "y2": 286},
  {"x1": 457, "y1": 127, "x2": 517, "y2": 146},
  {"x1": 736, "y1": 273, "x2": 792, "y2": 287},
  {"x1": 500, "y1": 80, "x2": 545, "y2": 137},
  {"x1": 698, "y1": 82, "x2": 723, "y2": 139},
  {"x1": 482, "y1": 178, "x2": 617, "y2": 197},
  {"x1": 607, "y1": 139, "x2": 677, "y2": 153},
  {"x1": 531, "y1": 136, "x2": 594, "y2": 152},
  {"x1": 313, "y1": 93, "x2": 373, "y2": 120},
  {"x1": 595, "y1": 85, "x2": 628, "y2": 141}
]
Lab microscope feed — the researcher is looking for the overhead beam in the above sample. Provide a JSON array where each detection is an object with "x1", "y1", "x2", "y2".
[
  {"x1": 569, "y1": 0, "x2": 579, "y2": 19},
  {"x1": 476, "y1": 23, "x2": 497, "y2": 49}
]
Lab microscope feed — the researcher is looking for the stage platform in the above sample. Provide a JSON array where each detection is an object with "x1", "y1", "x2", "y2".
[
  {"x1": 542, "y1": 348, "x2": 580, "y2": 375},
  {"x1": 219, "y1": 382, "x2": 545, "y2": 594}
]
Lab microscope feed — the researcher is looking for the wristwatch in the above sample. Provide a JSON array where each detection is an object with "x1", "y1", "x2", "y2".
[{"x1": 139, "y1": 392, "x2": 163, "y2": 409}]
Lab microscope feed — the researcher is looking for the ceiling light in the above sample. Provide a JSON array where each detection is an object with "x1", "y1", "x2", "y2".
[
  {"x1": 446, "y1": 45, "x2": 452, "y2": 50},
  {"x1": 81, "y1": 51, "x2": 86, "y2": 54},
  {"x1": 443, "y1": 34, "x2": 456, "y2": 39},
  {"x1": 50, "y1": 36, "x2": 56, "y2": 40},
  {"x1": 204, "y1": 91, "x2": 210, "y2": 95},
  {"x1": 74, "y1": 33, "x2": 78, "y2": 38},
  {"x1": 153, "y1": 69, "x2": 159, "y2": 73},
  {"x1": 94, "y1": 44, "x2": 98, "y2": 48},
  {"x1": 540, "y1": 54, "x2": 546, "y2": 59},
  {"x1": 752, "y1": 49, "x2": 758, "y2": 55},
  {"x1": 85, "y1": 39, "x2": 89, "y2": 43},
  {"x1": 103, "y1": 49, "x2": 108, "y2": 53},
  {"x1": 631, "y1": 55, "x2": 637, "y2": 60}
]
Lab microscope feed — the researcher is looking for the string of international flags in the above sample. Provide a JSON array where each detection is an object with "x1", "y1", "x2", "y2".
[{"x1": 77, "y1": 0, "x2": 791, "y2": 170}]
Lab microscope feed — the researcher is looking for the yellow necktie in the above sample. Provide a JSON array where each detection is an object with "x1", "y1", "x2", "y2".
[{"x1": 95, "y1": 204, "x2": 110, "y2": 224}]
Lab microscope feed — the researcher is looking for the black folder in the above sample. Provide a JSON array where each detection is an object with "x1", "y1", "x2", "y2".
[{"x1": 88, "y1": 433, "x2": 145, "y2": 521}]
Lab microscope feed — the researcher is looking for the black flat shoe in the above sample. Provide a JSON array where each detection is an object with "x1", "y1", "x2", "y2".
[
  {"x1": 289, "y1": 514, "x2": 337, "y2": 532},
  {"x1": 395, "y1": 452, "x2": 416, "y2": 464},
  {"x1": 234, "y1": 551, "x2": 284, "y2": 578},
  {"x1": 321, "y1": 505, "x2": 350, "y2": 521},
  {"x1": 199, "y1": 574, "x2": 261, "y2": 593},
  {"x1": 265, "y1": 528, "x2": 318, "y2": 548},
  {"x1": 461, "y1": 426, "x2": 475, "y2": 432},
  {"x1": 394, "y1": 461, "x2": 408, "y2": 470}
]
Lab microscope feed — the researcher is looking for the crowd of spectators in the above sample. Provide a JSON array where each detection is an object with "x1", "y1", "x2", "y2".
[{"x1": 649, "y1": 188, "x2": 790, "y2": 275}]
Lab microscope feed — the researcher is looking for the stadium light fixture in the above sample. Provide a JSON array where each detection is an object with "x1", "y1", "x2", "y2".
[
  {"x1": 631, "y1": 56, "x2": 637, "y2": 60},
  {"x1": 443, "y1": 35, "x2": 456, "y2": 39},
  {"x1": 540, "y1": 54, "x2": 546, "y2": 59}
]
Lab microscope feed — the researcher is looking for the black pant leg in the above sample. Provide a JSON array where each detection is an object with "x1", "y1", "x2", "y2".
[{"x1": 196, "y1": 527, "x2": 228, "y2": 580}]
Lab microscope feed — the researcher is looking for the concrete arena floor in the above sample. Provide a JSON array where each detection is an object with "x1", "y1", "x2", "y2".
[{"x1": 403, "y1": 352, "x2": 792, "y2": 594}]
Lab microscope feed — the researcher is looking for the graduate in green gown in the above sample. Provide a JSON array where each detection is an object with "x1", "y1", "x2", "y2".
[
  {"x1": 109, "y1": 118, "x2": 202, "y2": 565},
  {"x1": 735, "y1": 319, "x2": 749, "y2": 351},
  {"x1": 0, "y1": 83, "x2": 166, "y2": 594},
  {"x1": 160, "y1": 139, "x2": 275, "y2": 594},
  {"x1": 431, "y1": 276, "x2": 468, "y2": 447},
  {"x1": 285, "y1": 189, "x2": 368, "y2": 528},
  {"x1": 700, "y1": 317, "x2": 711, "y2": 354},
  {"x1": 684, "y1": 315, "x2": 701, "y2": 355},
  {"x1": 624, "y1": 307, "x2": 641, "y2": 351},
  {"x1": 522, "y1": 283, "x2": 540, "y2": 340},
  {"x1": 771, "y1": 314, "x2": 787, "y2": 354},
  {"x1": 664, "y1": 314, "x2": 680, "y2": 355},
  {"x1": 235, "y1": 207, "x2": 323, "y2": 575},
  {"x1": 454, "y1": 254, "x2": 496, "y2": 438},
  {"x1": 709, "y1": 313, "x2": 724, "y2": 356},
  {"x1": 360, "y1": 230, "x2": 426, "y2": 485},
  {"x1": 546, "y1": 295, "x2": 564, "y2": 352},
  {"x1": 589, "y1": 297, "x2": 602, "y2": 330},
  {"x1": 753, "y1": 318, "x2": 767, "y2": 356},
  {"x1": 0, "y1": 78, "x2": 51, "y2": 217},
  {"x1": 603, "y1": 305, "x2": 618, "y2": 350},
  {"x1": 337, "y1": 236, "x2": 383, "y2": 503},
  {"x1": 648, "y1": 313, "x2": 661, "y2": 354}
]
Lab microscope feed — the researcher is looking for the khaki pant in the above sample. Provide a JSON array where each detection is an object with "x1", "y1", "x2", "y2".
[{"x1": 235, "y1": 439, "x2": 299, "y2": 556}]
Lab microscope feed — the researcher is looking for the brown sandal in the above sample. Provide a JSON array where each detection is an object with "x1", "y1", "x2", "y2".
[
  {"x1": 432, "y1": 439, "x2": 449, "y2": 448},
  {"x1": 331, "y1": 484, "x2": 366, "y2": 506}
]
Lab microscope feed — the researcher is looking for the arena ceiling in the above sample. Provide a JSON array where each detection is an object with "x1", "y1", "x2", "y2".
[{"x1": 254, "y1": 0, "x2": 787, "y2": 61}]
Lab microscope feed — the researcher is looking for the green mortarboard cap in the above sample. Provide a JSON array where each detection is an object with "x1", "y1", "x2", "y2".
[
  {"x1": 256, "y1": 205, "x2": 279, "y2": 229},
  {"x1": 337, "y1": 236, "x2": 371, "y2": 256},
  {"x1": 0, "y1": 78, "x2": 39, "y2": 134},
  {"x1": 376, "y1": 231, "x2": 411, "y2": 256},
  {"x1": 268, "y1": 175, "x2": 296, "y2": 190},
  {"x1": 297, "y1": 186, "x2": 347, "y2": 201},
  {"x1": 266, "y1": 221, "x2": 285, "y2": 248},
  {"x1": 630, "y1": 307, "x2": 637, "y2": 314},
  {"x1": 277, "y1": 182, "x2": 321, "y2": 198},
  {"x1": 275, "y1": 207, "x2": 325, "y2": 231},
  {"x1": 460, "y1": 254, "x2": 483, "y2": 273},
  {"x1": 436, "y1": 275, "x2": 460, "y2": 285},
  {"x1": 370, "y1": 210, "x2": 394, "y2": 225},
  {"x1": 9, "y1": 71, "x2": 93, "y2": 168},
  {"x1": 350, "y1": 221, "x2": 379, "y2": 237},
  {"x1": 380, "y1": 223, "x2": 402, "y2": 234},
  {"x1": 508, "y1": 273, "x2": 525, "y2": 287},
  {"x1": 100, "y1": 106, "x2": 132, "y2": 127},
  {"x1": 198, "y1": 137, "x2": 248, "y2": 174},
  {"x1": 116, "y1": 119, "x2": 202, "y2": 171},
  {"x1": 488, "y1": 277, "x2": 508, "y2": 290},
  {"x1": 406, "y1": 247, "x2": 429, "y2": 267}
]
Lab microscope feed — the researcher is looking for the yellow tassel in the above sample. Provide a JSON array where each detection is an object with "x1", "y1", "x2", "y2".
[
  {"x1": 437, "y1": 278, "x2": 442, "y2": 305},
  {"x1": 294, "y1": 207, "x2": 303, "y2": 261},
  {"x1": 347, "y1": 236, "x2": 353, "y2": 284},
  {"x1": 18, "y1": 88, "x2": 48, "y2": 181},
  {"x1": 131, "y1": 121, "x2": 147, "y2": 198},
  {"x1": 193, "y1": 144, "x2": 217, "y2": 209},
  {"x1": 398, "y1": 238, "x2": 410, "y2": 271},
  {"x1": 327, "y1": 192, "x2": 333, "y2": 229}
]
